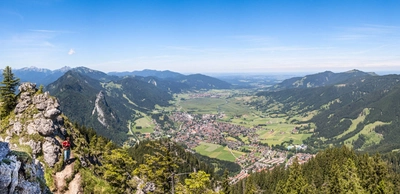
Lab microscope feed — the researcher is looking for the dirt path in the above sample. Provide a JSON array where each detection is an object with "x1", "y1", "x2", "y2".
[
  {"x1": 65, "y1": 173, "x2": 82, "y2": 194},
  {"x1": 54, "y1": 153, "x2": 81, "y2": 194}
]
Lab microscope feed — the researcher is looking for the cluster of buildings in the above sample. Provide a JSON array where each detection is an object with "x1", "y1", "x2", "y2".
[{"x1": 168, "y1": 112, "x2": 257, "y2": 150}]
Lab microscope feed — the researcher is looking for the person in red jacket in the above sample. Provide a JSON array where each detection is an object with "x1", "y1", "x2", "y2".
[{"x1": 62, "y1": 137, "x2": 71, "y2": 164}]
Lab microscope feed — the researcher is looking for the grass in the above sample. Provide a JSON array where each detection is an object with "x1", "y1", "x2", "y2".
[
  {"x1": 336, "y1": 108, "x2": 370, "y2": 139},
  {"x1": 344, "y1": 121, "x2": 389, "y2": 149},
  {"x1": 194, "y1": 142, "x2": 245, "y2": 162},
  {"x1": 132, "y1": 116, "x2": 154, "y2": 133},
  {"x1": 256, "y1": 123, "x2": 312, "y2": 146},
  {"x1": 80, "y1": 168, "x2": 115, "y2": 194}
]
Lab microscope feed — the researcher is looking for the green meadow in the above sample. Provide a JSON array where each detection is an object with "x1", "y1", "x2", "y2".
[{"x1": 195, "y1": 142, "x2": 245, "y2": 162}]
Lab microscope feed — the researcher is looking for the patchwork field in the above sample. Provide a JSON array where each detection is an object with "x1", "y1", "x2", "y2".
[
  {"x1": 256, "y1": 123, "x2": 312, "y2": 145},
  {"x1": 131, "y1": 116, "x2": 155, "y2": 134},
  {"x1": 195, "y1": 142, "x2": 245, "y2": 162}
]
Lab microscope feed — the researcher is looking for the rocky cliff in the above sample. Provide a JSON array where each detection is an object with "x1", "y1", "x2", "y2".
[
  {"x1": 0, "y1": 141, "x2": 47, "y2": 194},
  {"x1": 0, "y1": 83, "x2": 81, "y2": 193}
]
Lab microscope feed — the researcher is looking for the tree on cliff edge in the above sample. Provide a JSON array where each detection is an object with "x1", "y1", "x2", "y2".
[{"x1": 0, "y1": 66, "x2": 20, "y2": 117}]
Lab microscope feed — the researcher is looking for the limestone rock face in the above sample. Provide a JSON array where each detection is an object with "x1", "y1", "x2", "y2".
[
  {"x1": 43, "y1": 137, "x2": 60, "y2": 167},
  {"x1": 11, "y1": 82, "x2": 65, "y2": 167},
  {"x1": 27, "y1": 140, "x2": 42, "y2": 155},
  {"x1": 0, "y1": 142, "x2": 47, "y2": 193}
]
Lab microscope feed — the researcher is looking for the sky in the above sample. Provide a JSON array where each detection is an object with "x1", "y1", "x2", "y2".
[{"x1": 1, "y1": 0, "x2": 399, "y2": 74}]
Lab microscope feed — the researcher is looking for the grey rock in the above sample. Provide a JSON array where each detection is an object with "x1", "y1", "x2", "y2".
[
  {"x1": 12, "y1": 122, "x2": 23, "y2": 135},
  {"x1": 18, "y1": 82, "x2": 36, "y2": 92},
  {"x1": 27, "y1": 118, "x2": 55, "y2": 136},
  {"x1": 42, "y1": 137, "x2": 60, "y2": 167},
  {"x1": 33, "y1": 92, "x2": 50, "y2": 111},
  {"x1": 0, "y1": 142, "x2": 9, "y2": 160},
  {"x1": 17, "y1": 179, "x2": 42, "y2": 194},
  {"x1": 14, "y1": 101, "x2": 30, "y2": 114},
  {"x1": 0, "y1": 162, "x2": 12, "y2": 193},
  {"x1": 28, "y1": 140, "x2": 42, "y2": 155},
  {"x1": 9, "y1": 156, "x2": 21, "y2": 194},
  {"x1": 44, "y1": 108, "x2": 61, "y2": 119}
]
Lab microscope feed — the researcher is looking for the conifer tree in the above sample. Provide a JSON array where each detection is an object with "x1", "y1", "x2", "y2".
[
  {"x1": 221, "y1": 169, "x2": 231, "y2": 194},
  {"x1": 0, "y1": 66, "x2": 20, "y2": 117},
  {"x1": 283, "y1": 157, "x2": 309, "y2": 194}
]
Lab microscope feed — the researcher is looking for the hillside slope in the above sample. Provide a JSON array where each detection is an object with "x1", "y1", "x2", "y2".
[
  {"x1": 46, "y1": 71, "x2": 173, "y2": 144},
  {"x1": 273, "y1": 69, "x2": 375, "y2": 90},
  {"x1": 256, "y1": 74, "x2": 400, "y2": 152}
]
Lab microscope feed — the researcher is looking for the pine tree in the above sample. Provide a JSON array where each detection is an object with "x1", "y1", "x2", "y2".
[
  {"x1": 0, "y1": 66, "x2": 20, "y2": 117},
  {"x1": 102, "y1": 148, "x2": 136, "y2": 193},
  {"x1": 184, "y1": 171, "x2": 212, "y2": 194},
  {"x1": 221, "y1": 169, "x2": 231, "y2": 194},
  {"x1": 283, "y1": 157, "x2": 309, "y2": 194}
]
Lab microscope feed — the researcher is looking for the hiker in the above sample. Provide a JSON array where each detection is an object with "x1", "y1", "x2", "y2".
[{"x1": 62, "y1": 137, "x2": 71, "y2": 164}]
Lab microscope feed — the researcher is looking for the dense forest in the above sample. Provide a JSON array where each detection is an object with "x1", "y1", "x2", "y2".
[{"x1": 230, "y1": 146, "x2": 400, "y2": 194}]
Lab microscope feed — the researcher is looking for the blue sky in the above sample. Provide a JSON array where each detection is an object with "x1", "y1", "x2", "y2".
[{"x1": 1, "y1": 0, "x2": 399, "y2": 73}]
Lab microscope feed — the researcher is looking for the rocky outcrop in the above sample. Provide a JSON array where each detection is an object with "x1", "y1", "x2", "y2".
[
  {"x1": 92, "y1": 91, "x2": 108, "y2": 127},
  {"x1": 43, "y1": 137, "x2": 61, "y2": 167},
  {"x1": 7, "y1": 82, "x2": 66, "y2": 167},
  {"x1": 0, "y1": 142, "x2": 48, "y2": 194}
]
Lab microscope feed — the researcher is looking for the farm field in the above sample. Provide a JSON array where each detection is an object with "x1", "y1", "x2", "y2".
[
  {"x1": 195, "y1": 142, "x2": 245, "y2": 162},
  {"x1": 131, "y1": 116, "x2": 155, "y2": 134}
]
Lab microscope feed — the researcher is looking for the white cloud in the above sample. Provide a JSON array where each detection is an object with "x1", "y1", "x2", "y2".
[{"x1": 68, "y1": 49, "x2": 75, "y2": 55}]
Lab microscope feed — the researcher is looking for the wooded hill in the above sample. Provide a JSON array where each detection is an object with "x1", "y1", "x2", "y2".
[
  {"x1": 272, "y1": 69, "x2": 376, "y2": 90},
  {"x1": 255, "y1": 74, "x2": 400, "y2": 153}
]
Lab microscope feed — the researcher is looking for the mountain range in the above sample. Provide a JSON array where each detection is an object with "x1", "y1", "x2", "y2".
[{"x1": 6, "y1": 66, "x2": 232, "y2": 90}]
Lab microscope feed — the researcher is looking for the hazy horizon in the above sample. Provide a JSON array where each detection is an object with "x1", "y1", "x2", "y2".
[{"x1": 1, "y1": 0, "x2": 399, "y2": 73}]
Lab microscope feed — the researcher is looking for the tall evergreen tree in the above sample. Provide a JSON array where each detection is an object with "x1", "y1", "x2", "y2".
[
  {"x1": 0, "y1": 66, "x2": 20, "y2": 117},
  {"x1": 221, "y1": 169, "x2": 231, "y2": 194}
]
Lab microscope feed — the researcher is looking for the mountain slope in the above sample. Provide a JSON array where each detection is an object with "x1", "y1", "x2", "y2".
[
  {"x1": 273, "y1": 69, "x2": 375, "y2": 90},
  {"x1": 256, "y1": 74, "x2": 400, "y2": 152},
  {"x1": 46, "y1": 70, "x2": 173, "y2": 144}
]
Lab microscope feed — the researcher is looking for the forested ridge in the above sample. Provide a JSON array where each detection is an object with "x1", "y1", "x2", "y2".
[
  {"x1": 272, "y1": 69, "x2": 374, "y2": 90},
  {"x1": 230, "y1": 146, "x2": 400, "y2": 194}
]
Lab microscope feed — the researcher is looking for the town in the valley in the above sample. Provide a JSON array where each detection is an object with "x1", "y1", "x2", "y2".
[{"x1": 129, "y1": 96, "x2": 315, "y2": 183}]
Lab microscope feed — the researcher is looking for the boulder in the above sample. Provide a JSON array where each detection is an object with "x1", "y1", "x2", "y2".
[
  {"x1": 44, "y1": 108, "x2": 61, "y2": 119},
  {"x1": 18, "y1": 83, "x2": 36, "y2": 92},
  {"x1": 14, "y1": 101, "x2": 30, "y2": 114},
  {"x1": 27, "y1": 118, "x2": 56, "y2": 136},
  {"x1": 28, "y1": 140, "x2": 42, "y2": 155},
  {"x1": 42, "y1": 137, "x2": 60, "y2": 167},
  {"x1": 12, "y1": 122, "x2": 23, "y2": 135}
]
